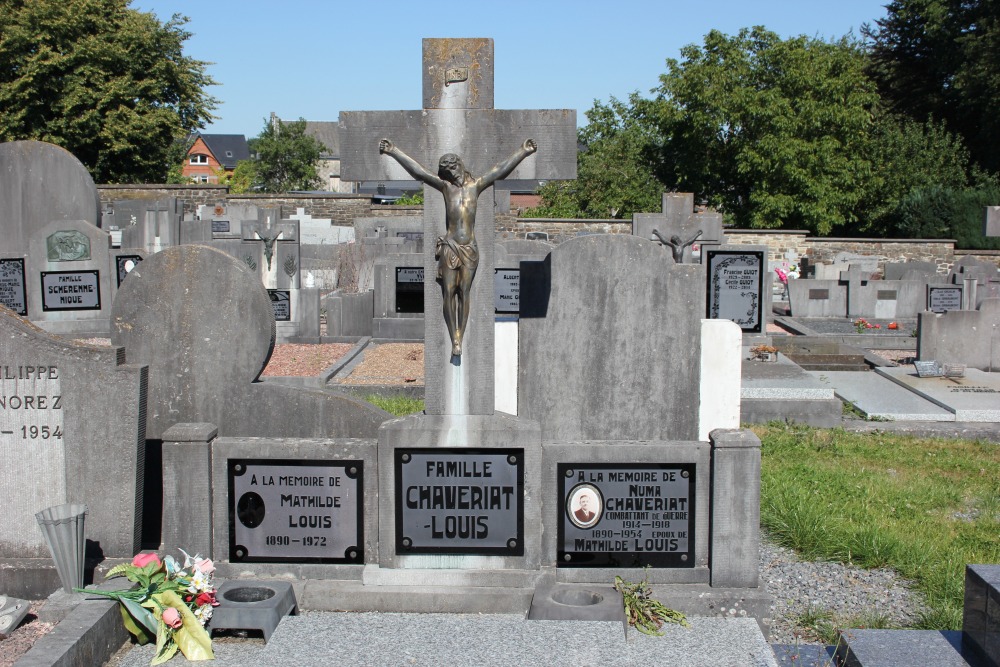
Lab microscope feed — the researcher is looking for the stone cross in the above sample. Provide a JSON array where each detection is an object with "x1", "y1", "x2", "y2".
[
  {"x1": 340, "y1": 38, "x2": 577, "y2": 416},
  {"x1": 839, "y1": 265, "x2": 870, "y2": 318},
  {"x1": 240, "y1": 207, "x2": 300, "y2": 289},
  {"x1": 632, "y1": 192, "x2": 725, "y2": 263}
]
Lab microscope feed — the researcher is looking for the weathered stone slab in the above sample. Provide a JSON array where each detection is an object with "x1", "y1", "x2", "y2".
[
  {"x1": 809, "y1": 370, "x2": 954, "y2": 421},
  {"x1": 0, "y1": 141, "x2": 100, "y2": 260},
  {"x1": 918, "y1": 299, "x2": 1000, "y2": 371},
  {"x1": 875, "y1": 366, "x2": 1000, "y2": 421},
  {"x1": 110, "y1": 245, "x2": 389, "y2": 439},
  {"x1": 836, "y1": 629, "x2": 972, "y2": 667},
  {"x1": 0, "y1": 306, "x2": 145, "y2": 558},
  {"x1": 518, "y1": 235, "x2": 704, "y2": 442},
  {"x1": 741, "y1": 353, "x2": 835, "y2": 400}
]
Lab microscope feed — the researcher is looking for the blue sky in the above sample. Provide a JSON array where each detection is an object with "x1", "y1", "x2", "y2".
[{"x1": 133, "y1": 1, "x2": 890, "y2": 136}]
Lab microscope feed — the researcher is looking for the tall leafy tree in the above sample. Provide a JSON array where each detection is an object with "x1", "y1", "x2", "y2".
[
  {"x1": 865, "y1": 0, "x2": 1000, "y2": 172},
  {"x1": 652, "y1": 27, "x2": 881, "y2": 235},
  {"x1": 529, "y1": 95, "x2": 663, "y2": 219},
  {"x1": 251, "y1": 117, "x2": 323, "y2": 193},
  {"x1": 0, "y1": 0, "x2": 218, "y2": 183}
]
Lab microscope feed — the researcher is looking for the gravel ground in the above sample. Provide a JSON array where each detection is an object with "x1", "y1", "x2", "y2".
[
  {"x1": 330, "y1": 343, "x2": 425, "y2": 385},
  {"x1": 261, "y1": 343, "x2": 353, "y2": 377},
  {"x1": 0, "y1": 601, "x2": 51, "y2": 667},
  {"x1": 760, "y1": 535, "x2": 928, "y2": 645}
]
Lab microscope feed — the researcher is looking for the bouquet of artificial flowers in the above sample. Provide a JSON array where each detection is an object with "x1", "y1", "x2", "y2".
[{"x1": 77, "y1": 550, "x2": 217, "y2": 664}]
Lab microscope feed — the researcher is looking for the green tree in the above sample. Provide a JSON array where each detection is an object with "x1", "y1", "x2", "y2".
[
  {"x1": 528, "y1": 95, "x2": 662, "y2": 219},
  {"x1": 652, "y1": 27, "x2": 881, "y2": 235},
  {"x1": 891, "y1": 183, "x2": 1000, "y2": 248},
  {"x1": 0, "y1": 0, "x2": 218, "y2": 183},
  {"x1": 227, "y1": 160, "x2": 257, "y2": 194},
  {"x1": 252, "y1": 117, "x2": 323, "y2": 193},
  {"x1": 864, "y1": 0, "x2": 1000, "y2": 172}
]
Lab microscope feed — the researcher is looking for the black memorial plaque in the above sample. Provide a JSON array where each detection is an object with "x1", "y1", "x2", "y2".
[
  {"x1": 115, "y1": 255, "x2": 143, "y2": 287},
  {"x1": 395, "y1": 267, "x2": 424, "y2": 314},
  {"x1": 212, "y1": 220, "x2": 231, "y2": 233},
  {"x1": 395, "y1": 448, "x2": 523, "y2": 555},
  {"x1": 0, "y1": 258, "x2": 27, "y2": 316},
  {"x1": 558, "y1": 463, "x2": 695, "y2": 568},
  {"x1": 268, "y1": 290, "x2": 291, "y2": 321},
  {"x1": 494, "y1": 268, "x2": 520, "y2": 314},
  {"x1": 928, "y1": 286, "x2": 962, "y2": 313},
  {"x1": 706, "y1": 250, "x2": 764, "y2": 333},
  {"x1": 227, "y1": 459, "x2": 363, "y2": 563},
  {"x1": 40, "y1": 270, "x2": 101, "y2": 311},
  {"x1": 809, "y1": 289, "x2": 830, "y2": 300}
]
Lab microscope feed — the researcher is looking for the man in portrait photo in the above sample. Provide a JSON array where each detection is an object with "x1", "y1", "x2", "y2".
[{"x1": 574, "y1": 491, "x2": 596, "y2": 524}]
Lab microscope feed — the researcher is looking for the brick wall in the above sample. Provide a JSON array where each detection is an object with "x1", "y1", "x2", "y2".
[{"x1": 94, "y1": 188, "x2": 1000, "y2": 273}]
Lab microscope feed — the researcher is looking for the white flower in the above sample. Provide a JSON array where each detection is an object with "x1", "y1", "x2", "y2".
[{"x1": 187, "y1": 569, "x2": 212, "y2": 593}]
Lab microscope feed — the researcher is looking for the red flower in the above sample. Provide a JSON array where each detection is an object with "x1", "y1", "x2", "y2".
[{"x1": 195, "y1": 591, "x2": 218, "y2": 607}]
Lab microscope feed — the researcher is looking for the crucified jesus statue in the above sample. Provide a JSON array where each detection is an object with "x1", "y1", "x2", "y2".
[{"x1": 379, "y1": 138, "x2": 537, "y2": 356}]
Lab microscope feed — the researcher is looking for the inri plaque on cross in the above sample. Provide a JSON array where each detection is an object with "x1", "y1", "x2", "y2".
[{"x1": 340, "y1": 38, "x2": 576, "y2": 416}]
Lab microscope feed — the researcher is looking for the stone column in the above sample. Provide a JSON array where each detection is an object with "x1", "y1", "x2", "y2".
[
  {"x1": 161, "y1": 423, "x2": 217, "y2": 557},
  {"x1": 709, "y1": 428, "x2": 761, "y2": 588}
]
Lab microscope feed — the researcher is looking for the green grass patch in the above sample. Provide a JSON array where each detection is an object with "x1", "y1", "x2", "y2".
[
  {"x1": 364, "y1": 394, "x2": 424, "y2": 416},
  {"x1": 755, "y1": 423, "x2": 1000, "y2": 630}
]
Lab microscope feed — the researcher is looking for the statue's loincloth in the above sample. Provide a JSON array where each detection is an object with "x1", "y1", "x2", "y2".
[{"x1": 435, "y1": 236, "x2": 479, "y2": 278}]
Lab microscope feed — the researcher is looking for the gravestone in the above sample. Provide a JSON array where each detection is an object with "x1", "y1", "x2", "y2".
[
  {"x1": 372, "y1": 257, "x2": 425, "y2": 340},
  {"x1": 0, "y1": 306, "x2": 146, "y2": 558},
  {"x1": 0, "y1": 141, "x2": 101, "y2": 260},
  {"x1": 102, "y1": 197, "x2": 183, "y2": 253},
  {"x1": 986, "y1": 206, "x2": 1000, "y2": 237},
  {"x1": 109, "y1": 244, "x2": 388, "y2": 440},
  {"x1": 787, "y1": 279, "x2": 847, "y2": 317},
  {"x1": 519, "y1": 235, "x2": 704, "y2": 442},
  {"x1": 341, "y1": 37, "x2": 577, "y2": 416},
  {"x1": 876, "y1": 363, "x2": 1000, "y2": 420},
  {"x1": 27, "y1": 219, "x2": 113, "y2": 334},
  {"x1": 927, "y1": 285, "x2": 963, "y2": 313},
  {"x1": 884, "y1": 260, "x2": 938, "y2": 281},
  {"x1": 705, "y1": 248, "x2": 766, "y2": 334},
  {"x1": 0, "y1": 259, "x2": 27, "y2": 316},
  {"x1": 918, "y1": 298, "x2": 1000, "y2": 372},
  {"x1": 632, "y1": 193, "x2": 725, "y2": 264}
]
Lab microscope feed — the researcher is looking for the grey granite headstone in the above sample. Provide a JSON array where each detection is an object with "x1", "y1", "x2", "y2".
[
  {"x1": 27, "y1": 219, "x2": 112, "y2": 334},
  {"x1": 0, "y1": 141, "x2": 101, "y2": 260},
  {"x1": 518, "y1": 235, "x2": 704, "y2": 441},
  {"x1": 884, "y1": 261, "x2": 937, "y2": 281},
  {"x1": 110, "y1": 245, "x2": 388, "y2": 439},
  {"x1": 918, "y1": 298, "x2": 1000, "y2": 372},
  {"x1": 103, "y1": 198, "x2": 183, "y2": 253},
  {"x1": 875, "y1": 364, "x2": 1000, "y2": 421},
  {"x1": 0, "y1": 306, "x2": 146, "y2": 558}
]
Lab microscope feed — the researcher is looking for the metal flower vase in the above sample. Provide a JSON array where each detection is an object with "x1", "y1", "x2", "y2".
[{"x1": 35, "y1": 503, "x2": 88, "y2": 593}]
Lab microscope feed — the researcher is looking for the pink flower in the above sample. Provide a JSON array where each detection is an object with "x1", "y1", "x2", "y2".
[
  {"x1": 774, "y1": 268, "x2": 788, "y2": 285},
  {"x1": 132, "y1": 553, "x2": 161, "y2": 569},
  {"x1": 194, "y1": 558, "x2": 215, "y2": 575},
  {"x1": 162, "y1": 607, "x2": 183, "y2": 629}
]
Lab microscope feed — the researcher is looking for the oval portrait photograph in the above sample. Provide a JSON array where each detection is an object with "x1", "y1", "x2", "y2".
[{"x1": 566, "y1": 483, "x2": 603, "y2": 529}]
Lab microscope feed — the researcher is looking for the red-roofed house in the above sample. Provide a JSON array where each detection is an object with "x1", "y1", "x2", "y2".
[{"x1": 182, "y1": 133, "x2": 250, "y2": 184}]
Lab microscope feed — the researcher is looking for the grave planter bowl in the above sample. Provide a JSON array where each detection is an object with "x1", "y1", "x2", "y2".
[{"x1": 35, "y1": 503, "x2": 87, "y2": 593}]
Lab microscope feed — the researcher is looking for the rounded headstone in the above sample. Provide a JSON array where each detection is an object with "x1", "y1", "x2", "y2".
[
  {"x1": 110, "y1": 245, "x2": 275, "y2": 439},
  {"x1": 0, "y1": 140, "x2": 101, "y2": 258}
]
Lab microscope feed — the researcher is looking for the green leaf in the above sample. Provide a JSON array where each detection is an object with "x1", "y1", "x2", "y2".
[
  {"x1": 120, "y1": 597, "x2": 158, "y2": 638},
  {"x1": 104, "y1": 563, "x2": 132, "y2": 580},
  {"x1": 118, "y1": 603, "x2": 154, "y2": 645}
]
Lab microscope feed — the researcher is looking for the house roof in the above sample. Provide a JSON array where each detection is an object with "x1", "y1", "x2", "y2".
[
  {"x1": 195, "y1": 134, "x2": 250, "y2": 169},
  {"x1": 303, "y1": 121, "x2": 340, "y2": 158}
]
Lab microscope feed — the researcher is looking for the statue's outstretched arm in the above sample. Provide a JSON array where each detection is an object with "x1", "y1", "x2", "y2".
[
  {"x1": 479, "y1": 139, "x2": 537, "y2": 191},
  {"x1": 379, "y1": 139, "x2": 446, "y2": 190}
]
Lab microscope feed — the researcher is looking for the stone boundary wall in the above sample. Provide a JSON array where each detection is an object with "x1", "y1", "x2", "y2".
[{"x1": 95, "y1": 189, "x2": 999, "y2": 271}]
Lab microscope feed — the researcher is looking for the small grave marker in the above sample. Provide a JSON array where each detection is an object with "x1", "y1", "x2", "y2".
[
  {"x1": 40, "y1": 270, "x2": 101, "y2": 311},
  {"x1": 914, "y1": 360, "x2": 943, "y2": 377},
  {"x1": 395, "y1": 267, "x2": 424, "y2": 314},
  {"x1": 927, "y1": 285, "x2": 963, "y2": 313},
  {"x1": 394, "y1": 448, "x2": 523, "y2": 555},
  {"x1": 268, "y1": 289, "x2": 291, "y2": 321},
  {"x1": 706, "y1": 250, "x2": 764, "y2": 333},
  {"x1": 494, "y1": 268, "x2": 520, "y2": 314},
  {"x1": 0, "y1": 259, "x2": 27, "y2": 316},
  {"x1": 557, "y1": 463, "x2": 695, "y2": 568},
  {"x1": 228, "y1": 459, "x2": 363, "y2": 563},
  {"x1": 115, "y1": 255, "x2": 143, "y2": 288}
]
